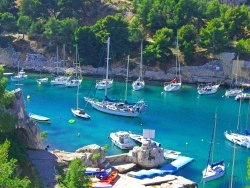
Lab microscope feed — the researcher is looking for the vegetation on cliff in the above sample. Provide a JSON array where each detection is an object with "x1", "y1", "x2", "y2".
[
  {"x1": 0, "y1": 0, "x2": 249, "y2": 69},
  {"x1": 0, "y1": 66, "x2": 42, "y2": 187}
]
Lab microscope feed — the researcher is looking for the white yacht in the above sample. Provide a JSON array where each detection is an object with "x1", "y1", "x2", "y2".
[
  {"x1": 197, "y1": 83, "x2": 220, "y2": 95},
  {"x1": 11, "y1": 69, "x2": 28, "y2": 81}
]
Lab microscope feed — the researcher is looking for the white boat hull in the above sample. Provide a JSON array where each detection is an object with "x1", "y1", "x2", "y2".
[
  {"x1": 197, "y1": 84, "x2": 220, "y2": 95},
  {"x1": 66, "y1": 79, "x2": 82, "y2": 87},
  {"x1": 110, "y1": 131, "x2": 136, "y2": 150},
  {"x1": 164, "y1": 82, "x2": 181, "y2": 92},
  {"x1": 85, "y1": 97, "x2": 146, "y2": 117},
  {"x1": 202, "y1": 163, "x2": 225, "y2": 182},
  {"x1": 132, "y1": 79, "x2": 145, "y2": 91},
  {"x1": 96, "y1": 79, "x2": 113, "y2": 90},
  {"x1": 224, "y1": 131, "x2": 250, "y2": 148},
  {"x1": 235, "y1": 93, "x2": 250, "y2": 101},
  {"x1": 29, "y1": 113, "x2": 51, "y2": 124},
  {"x1": 36, "y1": 78, "x2": 48, "y2": 83},
  {"x1": 71, "y1": 108, "x2": 90, "y2": 119},
  {"x1": 51, "y1": 76, "x2": 69, "y2": 85},
  {"x1": 224, "y1": 89, "x2": 242, "y2": 97}
]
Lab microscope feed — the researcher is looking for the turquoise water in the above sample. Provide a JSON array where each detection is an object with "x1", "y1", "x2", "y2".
[{"x1": 6, "y1": 74, "x2": 250, "y2": 188}]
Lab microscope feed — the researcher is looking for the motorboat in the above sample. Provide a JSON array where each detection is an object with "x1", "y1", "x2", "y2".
[
  {"x1": 29, "y1": 113, "x2": 51, "y2": 124},
  {"x1": 129, "y1": 132, "x2": 161, "y2": 147},
  {"x1": 109, "y1": 131, "x2": 136, "y2": 150},
  {"x1": 11, "y1": 69, "x2": 28, "y2": 81}
]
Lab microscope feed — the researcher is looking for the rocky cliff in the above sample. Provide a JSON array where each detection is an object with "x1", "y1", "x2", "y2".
[
  {"x1": 1, "y1": 46, "x2": 250, "y2": 85},
  {"x1": 9, "y1": 88, "x2": 43, "y2": 149}
]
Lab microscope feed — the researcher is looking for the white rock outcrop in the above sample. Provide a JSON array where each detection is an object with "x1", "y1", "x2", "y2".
[{"x1": 129, "y1": 140, "x2": 164, "y2": 168}]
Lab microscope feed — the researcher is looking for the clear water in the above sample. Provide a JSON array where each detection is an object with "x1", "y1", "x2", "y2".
[{"x1": 6, "y1": 74, "x2": 250, "y2": 188}]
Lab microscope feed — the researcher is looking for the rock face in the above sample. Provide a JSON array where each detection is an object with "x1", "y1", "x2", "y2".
[
  {"x1": 129, "y1": 140, "x2": 164, "y2": 168},
  {"x1": 9, "y1": 88, "x2": 43, "y2": 149},
  {"x1": 52, "y1": 144, "x2": 109, "y2": 168}
]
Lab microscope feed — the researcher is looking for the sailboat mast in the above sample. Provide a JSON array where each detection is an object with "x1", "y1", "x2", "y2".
[
  {"x1": 125, "y1": 55, "x2": 129, "y2": 101},
  {"x1": 211, "y1": 113, "x2": 217, "y2": 164},
  {"x1": 75, "y1": 44, "x2": 78, "y2": 78},
  {"x1": 236, "y1": 53, "x2": 239, "y2": 85},
  {"x1": 56, "y1": 46, "x2": 59, "y2": 75},
  {"x1": 205, "y1": 113, "x2": 217, "y2": 175},
  {"x1": 140, "y1": 40, "x2": 143, "y2": 79},
  {"x1": 230, "y1": 100, "x2": 242, "y2": 187},
  {"x1": 105, "y1": 37, "x2": 110, "y2": 97}
]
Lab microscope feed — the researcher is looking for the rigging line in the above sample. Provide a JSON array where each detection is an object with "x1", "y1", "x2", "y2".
[{"x1": 84, "y1": 45, "x2": 106, "y2": 108}]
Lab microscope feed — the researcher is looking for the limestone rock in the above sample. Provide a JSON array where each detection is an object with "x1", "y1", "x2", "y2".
[
  {"x1": 129, "y1": 140, "x2": 164, "y2": 168},
  {"x1": 53, "y1": 144, "x2": 108, "y2": 168},
  {"x1": 9, "y1": 88, "x2": 43, "y2": 150}
]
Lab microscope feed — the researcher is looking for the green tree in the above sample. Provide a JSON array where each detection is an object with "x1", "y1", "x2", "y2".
[
  {"x1": 178, "y1": 24, "x2": 196, "y2": 64},
  {"x1": 0, "y1": 66, "x2": 16, "y2": 133},
  {"x1": 199, "y1": 18, "x2": 228, "y2": 54},
  {"x1": 92, "y1": 14, "x2": 130, "y2": 59},
  {"x1": 204, "y1": 0, "x2": 221, "y2": 20},
  {"x1": 75, "y1": 26, "x2": 102, "y2": 66},
  {"x1": 144, "y1": 28, "x2": 174, "y2": 65},
  {"x1": 61, "y1": 158, "x2": 90, "y2": 188},
  {"x1": 0, "y1": 12, "x2": 17, "y2": 33},
  {"x1": 223, "y1": 5, "x2": 249, "y2": 40},
  {"x1": 0, "y1": 140, "x2": 31, "y2": 188},
  {"x1": 128, "y1": 17, "x2": 145, "y2": 42},
  {"x1": 17, "y1": 16, "x2": 32, "y2": 39}
]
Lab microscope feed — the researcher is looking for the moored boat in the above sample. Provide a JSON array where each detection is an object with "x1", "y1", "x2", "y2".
[
  {"x1": 11, "y1": 69, "x2": 28, "y2": 81},
  {"x1": 110, "y1": 131, "x2": 136, "y2": 150},
  {"x1": 29, "y1": 113, "x2": 51, "y2": 124},
  {"x1": 235, "y1": 93, "x2": 250, "y2": 101},
  {"x1": 100, "y1": 169, "x2": 118, "y2": 185}
]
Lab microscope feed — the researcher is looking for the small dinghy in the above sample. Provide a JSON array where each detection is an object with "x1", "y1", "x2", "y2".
[{"x1": 29, "y1": 113, "x2": 51, "y2": 124}]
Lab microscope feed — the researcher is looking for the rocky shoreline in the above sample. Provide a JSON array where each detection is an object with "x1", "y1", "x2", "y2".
[{"x1": 2, "y1": 46, "x2": 250, "y2": 86}]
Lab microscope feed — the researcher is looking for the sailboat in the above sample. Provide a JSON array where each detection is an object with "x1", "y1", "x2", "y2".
[
  {"x1": 65, "y1": 45, "x2": 83, "y2": 87},
  {"x1": 84, "y1": 41, "x2": 147, "y2": 117},
  {"x1": 225, "y1": 54, "x2": 243, "y2": 97},
  {"x1": 202, "y1": 113, "x2": 225, "y2": 182},
  {"x1": 11, "y1": 60, "x2": 28, "y2": 82},
  {"x1": 71, "y1": 83, "x2": 90, "y2": 119},
  {"x1": 51, "y1": 45, "x2": 70, "y2": 85},
  {"x1": 197, "y1": 31, "x2": 220, "y2": 95},
  {"x1": 224, "y1": 100, "x2": 250, "y2": 148},
  {"x1": 164, "y1": 35, "x2": 182, "y2": 92},
  {"x1": 96, "y1": 38, "x2": 113, "y2": 90},
  {"x1": 132, "y1": 40, "x2": 145, "y2": 91}
]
